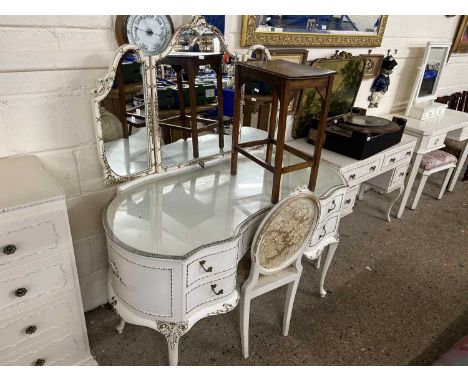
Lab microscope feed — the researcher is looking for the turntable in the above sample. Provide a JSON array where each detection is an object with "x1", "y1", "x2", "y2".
[{"x1": 293, "y1": 53, "x2": 406, "y2": 160}]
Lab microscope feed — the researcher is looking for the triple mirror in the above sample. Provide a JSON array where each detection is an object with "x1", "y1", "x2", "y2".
[{"x1": 93, "y1": 16, "x2": 239, "y2": 183}]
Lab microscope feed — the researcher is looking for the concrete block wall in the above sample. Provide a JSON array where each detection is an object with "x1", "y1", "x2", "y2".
[
  {"x1": 1, "y1": 15, "x2": 467, "y2": 311},
  {"x1": 0, "y1": 16, "x2": 119, "y2": 311}
]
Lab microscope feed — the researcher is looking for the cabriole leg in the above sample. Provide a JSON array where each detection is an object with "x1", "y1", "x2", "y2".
[
  {"x1": 319, "y1": 241, "x2": 339, "y2": 298},
  {"x1": 386, "y1": 186, "x2": 404, "y2": 222},
  {"x1": 156, "y1": 321, "x2": 188, "y2": 366},
  {"x1": 115, "y1": 319, "x2": 126, "y2": 334}
]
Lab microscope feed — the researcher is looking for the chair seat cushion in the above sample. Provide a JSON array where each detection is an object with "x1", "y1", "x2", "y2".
[{"x1": 420, "y1": 150, "x2": 457, "y2": 171}]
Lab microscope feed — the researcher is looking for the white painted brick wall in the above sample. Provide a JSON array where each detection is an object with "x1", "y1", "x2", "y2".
[{"x1": 1, "y1": 15, "x2": 467, "y2": 312}]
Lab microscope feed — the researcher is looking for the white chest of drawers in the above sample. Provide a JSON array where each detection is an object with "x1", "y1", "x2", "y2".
[{"x1": 0, "y1": 156, "x2": 96, "y2": 366}]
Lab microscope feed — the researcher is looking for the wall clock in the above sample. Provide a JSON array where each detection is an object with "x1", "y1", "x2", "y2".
[{"x1": 115, "y1": 15, "x2": 174, "y2": 56}]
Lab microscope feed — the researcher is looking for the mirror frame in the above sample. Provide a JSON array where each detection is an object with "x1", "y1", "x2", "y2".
[
  {"x1": 93, "y1": 44, "x2": 156, "y2": 183},
  {"x1": 405, "y1": 41, "x2": 451, "y2": 116},
  {"x1": 93, "y1": 16, "x2": 240, "y2": 184},
  {"x1": 152, "y1": 15, "x2": 239, "y2": 173},
  {"x1": 240, "y1": 15, "x2": 388, "y2": 48}
]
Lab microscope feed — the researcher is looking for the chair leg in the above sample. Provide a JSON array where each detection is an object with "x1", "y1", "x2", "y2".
[
  {"x1": 438, "y1": 167, "x2": 454, "y2": 200},
  {"x1": 240, "y1": 293, "x2": 251, "y2": 359},
  {"x1": 411, "y1": 173, "x2": 428, "y2": 210},
  {"x1": 282, "y1": 273, "x2": 301, "y2": 337}
]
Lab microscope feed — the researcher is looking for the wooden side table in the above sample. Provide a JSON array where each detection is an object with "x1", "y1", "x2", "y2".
[
  {"x1": 231, "y1": 59, "x2": 336, "y2": 203},
  {"x1": 160, "y1": 53, "x2": 225, "y2": 158}
]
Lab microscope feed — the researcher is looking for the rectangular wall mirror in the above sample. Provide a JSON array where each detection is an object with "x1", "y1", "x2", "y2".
[{"x1": 241, "y1": 15, "x2": 388, "y2": 48}]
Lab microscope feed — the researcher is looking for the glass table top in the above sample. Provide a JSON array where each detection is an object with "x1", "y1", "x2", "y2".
[{"x1": 104, "y1": 148, "x2": 345, "y2": 259}]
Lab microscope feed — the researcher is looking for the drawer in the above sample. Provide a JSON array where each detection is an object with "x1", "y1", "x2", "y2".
[
  {"x1": 390, "y1": 164, "x2": 409, "y2": 188},
  {"x1": 186, "y1": 272, "x2": 237, "y2": 314},
  {"x1": 0, "y1": 253, "x2": 74, "y2": 316},
  {"x1": 309, "y1": 215, "x2": 339, "y2": 247},
  {"x1": 186, "y1": 243, "x2": 238, "y2": 287},
  {"x1": 0, "y1": 209, "x2": 70, "y2": 271},
  {"x1": 319, "y1": 192, "x2": 344, "y2": 223},
  {"x1": 107, "y1": 240, "x2": 173, "y2": 318},
  {"x1": 1, "y1": 325, "x2": 87, "y2": 365},
  {"x1": 0, "y1": 292, "x2": 80, "y2": 354},
  {"x1": 341, "y1": 185, "x2": 360, "y2": 215},
  {"x1": 382, "y1": 146, "x2": 413, "y2": 170},
  {"x1": 343, "y1": 158, "x2": 382, "y2": 186},
  {"x1": 426, "y1": 133, "x2": 447, "y2": 151}
]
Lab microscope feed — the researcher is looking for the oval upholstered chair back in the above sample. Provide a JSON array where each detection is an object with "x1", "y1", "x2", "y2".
[{"x1": 251, "y1": 189, "x2": 321, "y2": 274}]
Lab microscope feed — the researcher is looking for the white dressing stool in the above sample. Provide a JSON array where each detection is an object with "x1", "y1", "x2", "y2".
[{"x1": 411, "y1": 150, "x2": 457, "y2": 210}]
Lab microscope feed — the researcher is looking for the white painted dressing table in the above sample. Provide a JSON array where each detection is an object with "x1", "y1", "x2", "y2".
[
  {"x1": 288, "y1": 133, "x2": 418, "y2": 221},
  {"x1": 104, "y1": 148, "x2": 347, "y2": 365},
  {"x1": 393, "y1": 108, "x2": 468, "y2": 218}
]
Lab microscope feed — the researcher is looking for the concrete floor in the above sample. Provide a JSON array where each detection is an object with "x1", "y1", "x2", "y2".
[{"x1": 85, "y1": 170, "x2": 468, "y2": 365}]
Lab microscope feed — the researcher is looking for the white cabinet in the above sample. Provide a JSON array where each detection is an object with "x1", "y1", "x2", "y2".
[{"x1": 0, "y1": 156, "x2": 96, "y2": 366}]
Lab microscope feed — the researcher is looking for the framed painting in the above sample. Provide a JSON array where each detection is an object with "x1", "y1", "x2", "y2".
[{"x1": 359, "y1": 54, "x2": 384, "y2": 78}]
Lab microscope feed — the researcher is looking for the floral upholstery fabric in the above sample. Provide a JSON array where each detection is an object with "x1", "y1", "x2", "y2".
[
  {"x1": 255, "y1": 197, "x2": 319, "y2": 270},
  {"x1": 420, "y1": 149, "x2": 457, "y2": 171}
]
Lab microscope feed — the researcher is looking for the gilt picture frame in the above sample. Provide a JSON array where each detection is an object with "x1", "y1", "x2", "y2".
[
  {"x1": 241, "y1": 15, "x2": 388, "y2": 48},
  {"x1": 452, "y1": 15, "x2": 468, "y2": 54}
]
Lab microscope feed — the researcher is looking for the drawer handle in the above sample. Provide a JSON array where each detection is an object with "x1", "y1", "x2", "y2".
[
  {"x1": 399, "y1": 172, "x2": 406, "y2": 177},
  {"x1": 199, "y1": 260, "x2": 213, "y2": 273},
  {"x1": 406, "y1": 151, "x2": 411, "y2": 156},
  {"x1": 14, "y1": 287, "x2": 28, "y2": 297},
  {"x1": 3, "y1": 244, "x2": 17, "y2": 255},
  {"x1": 319, "y1": 226, "x2": 327, "y2": 239},
  {"x1": 435, "y1": 138, "x2": 440, "y2": 145},
  {"x1": 390, "y1": 158, "x2": 396, "y2": 163},
  {"x1": 34, "y1": 358, "x2": 45, "y2": 366},
  {"x1": 370, "y1": 165, "x2": 376, "y2": 172},
  {"x1": 327, "y1": 200, "x2": 337, "y2": 213},
  {"x1": 345, "y1": 198, "x2": 352, "y2": 205},
  {"x1": 211, "y1": 284, "x2": 224, "y2": 296},
  {"x1": 349, "y1": 174, "x2": 356, "y2": 180},
  {"x1": 25, "y1": 325, "x2": 37, "y2": 335}
]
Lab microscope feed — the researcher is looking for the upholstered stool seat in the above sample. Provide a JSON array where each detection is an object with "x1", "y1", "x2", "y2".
[
  {"x1": 420, "y1": 149, "x2": 457, "y2": 170},
  {"x1": 411, "y1": 150, "x2": 457, "y2": 210}
]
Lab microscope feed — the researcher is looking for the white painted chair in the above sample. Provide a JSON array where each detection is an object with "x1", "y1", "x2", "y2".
[
  {"x1": 411, "y1": 149, "x2": 457, "y2": 210},
  {"x1": 239, "y1": 187, "x2": 321, "y2": 358}
]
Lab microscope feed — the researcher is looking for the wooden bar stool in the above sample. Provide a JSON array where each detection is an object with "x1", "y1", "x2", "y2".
[
  {"x1": 160, "y1": 53, "x2": 225, "y2": 158},
  {"x1": 411, "y1": 149, "x2": 457, "y2": 210},
  {"x1": 231, "y1": 59, "x2": 336, "y2": 203}
]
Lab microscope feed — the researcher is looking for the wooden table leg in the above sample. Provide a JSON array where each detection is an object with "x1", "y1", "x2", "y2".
[
  {"x1": 231, "y1": 68, "x2": 242, "y2": 176},
  {"x1": 448, "y1": 139, "x2": 468, "y2": 192},
  {"x1": 265, "y1": 91, "x2": 278, "y2": 165},
  {"x1": 215, "y1": 60, "x2": 225, "y2": 150},
  {"x1": 396, "y1": 152, "x2": 424, "y2": 219},
  {"x1": 271, "y1": 87, "x2": 289, "y2": 204},
  {"x1": 187, "y1": 64, "x2": 199, "y2": 158}
]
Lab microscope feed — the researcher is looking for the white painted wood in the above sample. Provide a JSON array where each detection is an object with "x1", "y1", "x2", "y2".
[
  {"x1": 0, "y1": 155, "x2": 96, "y2": 365},
  {"x1": 448, "y1": 140, "x2": 468, "y2": 192},
  {"x1": 287, "y1": 134, "x2": 418, "y2": 221},
  {"x1": 393, "y1": 108, "x2": 468, "y2": 217},
  {"x1": 411, "y1": 163, "x2": 456, "y2": 210},
  {"x1": 239, "y1": 188, "x2": 318, "y2": 358}
]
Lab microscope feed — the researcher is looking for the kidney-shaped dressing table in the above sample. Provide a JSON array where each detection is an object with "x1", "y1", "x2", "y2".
[
  {"x1": 93, "y1": 16, "x2": 348, "y2": 365},
  {"x1": 104, "y1": 150, "x2": 346, "y2": 365}
]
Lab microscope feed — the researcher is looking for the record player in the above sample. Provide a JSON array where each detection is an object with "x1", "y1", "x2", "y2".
[{"x1": 293, "y1": 53, "x2": 406, "y2": 160}]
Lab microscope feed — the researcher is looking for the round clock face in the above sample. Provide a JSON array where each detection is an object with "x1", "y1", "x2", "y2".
[{"x1": 126, "y1": 15, "x2": 173, "y2": 56}]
